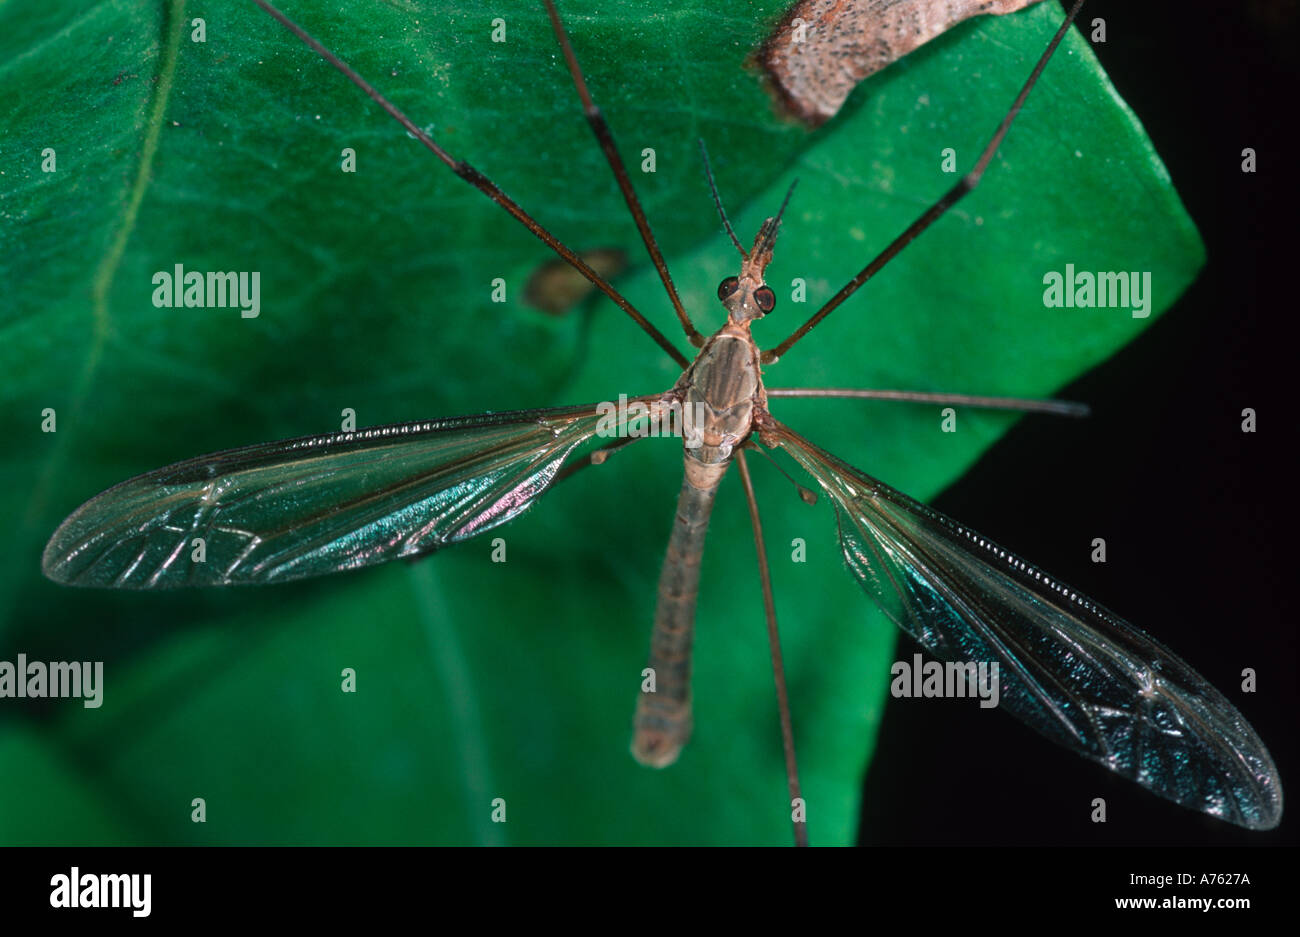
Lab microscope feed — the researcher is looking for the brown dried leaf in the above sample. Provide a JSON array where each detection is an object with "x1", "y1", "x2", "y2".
[
  {"x1": 523, "y1": 249, "x2": 628, "y2": 315},
  {"x1": 758, "y1": 0, "x2": 1044, "y2": 126}
]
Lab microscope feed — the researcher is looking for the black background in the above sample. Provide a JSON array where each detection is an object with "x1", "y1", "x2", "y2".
[{"x1": 859, "y1": 0, "x2": 1299, "y2": 847}]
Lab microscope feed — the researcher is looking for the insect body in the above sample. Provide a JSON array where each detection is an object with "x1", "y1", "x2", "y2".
[{"x1": 633, "y1": 222, "x2": 779, "y2": 767}]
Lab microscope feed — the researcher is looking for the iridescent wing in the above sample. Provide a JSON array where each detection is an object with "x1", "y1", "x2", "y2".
[
  {"x1": 44, "y1": 402, "x2": 631, "y2": 589},
  {"x1": 767, "y1": 418, "x2": 1283, "y2": 830}
]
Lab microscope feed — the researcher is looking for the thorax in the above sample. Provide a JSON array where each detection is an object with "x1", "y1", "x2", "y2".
[{"x1": 676, "y1": 322, "x2": 766, "y2": 465}]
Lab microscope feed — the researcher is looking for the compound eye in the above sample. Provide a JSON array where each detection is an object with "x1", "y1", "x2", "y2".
[
  {"x1": 754, "y1": 285, "x2": 776, "y2": 314},
  {"x1": 717, "y1": 276, "x2": 740, "y2": 301}
]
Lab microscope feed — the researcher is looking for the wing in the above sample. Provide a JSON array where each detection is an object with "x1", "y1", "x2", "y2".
[
  {"x1": 767, "y1": 419, "x2": 1283, "y2": 830},
  {"x1": 44, "y1": 401, "x2": 632, "y2": 589}
]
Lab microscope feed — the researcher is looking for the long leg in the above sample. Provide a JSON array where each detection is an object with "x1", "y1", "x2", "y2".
[
  {"x1": 766, "y1": 388, "x2": 1089, "y2": 418},
  {"x1": 253, "y1": 0, "x2": 689, "y2": 370},
  {"x1": 735, "y1": 450, "x2": 807, "y2": 847},
  {"x1": 763, "y1": 0, "x2": 1086, "y2": 364},
  {"x1": 543, "y1": 0, "x2": 705, "y2": 349}
]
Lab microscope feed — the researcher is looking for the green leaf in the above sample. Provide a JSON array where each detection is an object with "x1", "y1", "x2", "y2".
[{"x1": 0, "y1": 0, "x2": 1202, "y2": 845}]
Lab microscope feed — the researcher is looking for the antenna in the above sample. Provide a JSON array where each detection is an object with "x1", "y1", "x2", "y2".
[{"x1": 698, "y1": 140, "x2": 748, "y2": 257}]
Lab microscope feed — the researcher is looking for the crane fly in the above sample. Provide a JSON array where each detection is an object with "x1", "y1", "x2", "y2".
[{"x1": 40, "y1": 0, "x2": 1282, "y2": 844}]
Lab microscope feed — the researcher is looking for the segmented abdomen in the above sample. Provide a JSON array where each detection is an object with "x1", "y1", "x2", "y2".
[{"x1": 632, "y1": 460, "x2": 728, "y2": 767}]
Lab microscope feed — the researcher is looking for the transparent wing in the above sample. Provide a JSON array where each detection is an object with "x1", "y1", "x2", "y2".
[
  {"x1": 768, "y1": 419, "x2": 1282, "y2": 830},
  {"x1": 44, "y1": 402, "x2": 630, "y2": 589}
]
